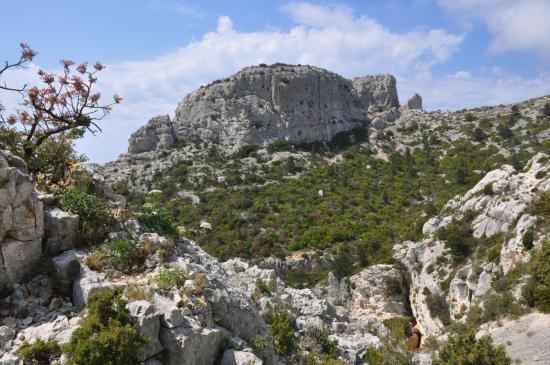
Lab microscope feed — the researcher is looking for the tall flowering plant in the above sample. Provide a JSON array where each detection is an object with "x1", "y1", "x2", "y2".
[{"x1": 0, "y1": 43, "x2": 121, "y2": 172}]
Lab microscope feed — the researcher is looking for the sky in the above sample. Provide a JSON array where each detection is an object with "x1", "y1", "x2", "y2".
[{"x1": 1, "y1": 0, "x2": 550, "y2": 163}]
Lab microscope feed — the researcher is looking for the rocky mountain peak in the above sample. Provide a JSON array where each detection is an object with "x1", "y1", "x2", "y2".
[{"x1": 124, "y1": 64, "x2": 400, "y2": 156}]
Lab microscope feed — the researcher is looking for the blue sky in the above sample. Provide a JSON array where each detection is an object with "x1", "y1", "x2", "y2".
[{"x1": 1, "y1": 0, "x2": 550, "y2": 163}]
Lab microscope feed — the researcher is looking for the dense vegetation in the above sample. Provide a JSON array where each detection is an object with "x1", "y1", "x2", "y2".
[
  {"x1": 55, "y1": 187, "x2": 114, "y2": 242},
  {"x1": 15, "y1": 290, "x2": 143, "y2": 365},
  {"x1": 432, "y1": 331, "x2": 511, "y2": 365},
  {"x1": 139, "y1": 135, "x2": 527, "y2": 267},
  {"x1": 63, "y1": 290, "x2": 144, "y2": 365}
]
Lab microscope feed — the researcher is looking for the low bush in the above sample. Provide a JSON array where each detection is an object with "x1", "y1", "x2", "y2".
[
  {"x1": 263, "y1": 305, "x2": 295, "y2": 356},
  {"x1": 436, "y1": 220, "x2": 477, "y2": 263},
  {"x1": 16, "y1": 338, "x2": 61, "y2": 365},
  {"x1": 424, "y1": 289, "x2": 451, "y2": 326},
  {"x1": 256, "y1": 278, "x2": 275, "y2": 295},
  {"x1": 280, "y1": 269, "x2": 329, "y2": 289},
  {"x1": 363, "y1": 344, "x2": 413, "y2": 365},
  {"x1": 55, "y1": 187, "x2": 114, "y2": 242},
  {"x1": 137, "y1": 208, "x2": 178, "y2": 237},
  {"x1": 153, "y1": 268, "x2": 186, "y2": 289},
  {"x1": 86, "y1": 239, "x2": 142, "y2": 273},
  {"x1": 525, "y1": 239, "x2": 550, "y2": 312},
  {"x1": 432, "y1": 331, "x2": 511, "y2": 365},
  {"x1": 62, "y1": 290, "x2": 145, "y2": 365},
  {"x1": 304, "y1": 326, "x2": 339, "y2": 359},
  {"x1": 522, "y1": 229, "x2": 535, "y2": 250}
]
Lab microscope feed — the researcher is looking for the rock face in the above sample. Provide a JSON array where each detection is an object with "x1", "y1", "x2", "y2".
[
  {"x1": 352, "y1": 74, "x2": 399, "y2": 109},
  {"x1": 0, "y1": 151, "x2": 44, "y2": 291},
  {"x1": 128, "y1": 115, "x2": 176, "y2": 154},
  {"x1": 43, "y1": 209, "x2": 79, "y2": 254},
  {"x1": 125, "y1": 65, "x2": 400, "y2": 155},
  {"x1": 395, "y1": 152, "x2": 550, "y2": 339},
  {"x1": 403, "y1": 93, "x2": 422, "y2": 110}
]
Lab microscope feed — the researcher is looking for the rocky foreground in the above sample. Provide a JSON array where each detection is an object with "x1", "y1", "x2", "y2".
[{"x1": 1, "y1": 144, "x2": 549, "y2": 364}]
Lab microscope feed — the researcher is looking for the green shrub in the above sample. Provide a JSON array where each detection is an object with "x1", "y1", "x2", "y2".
[
  {"x1": 528, "y1": 191, "x2": 550, "y2": 221},
  {"x1": 304, "y1": 326, "x2": 339, "y2": 359},
  {"x1": 363, "y1": 344, "x2": 413, "y2": 365},
  {"x1": 432, "y1": 331, "x2": 511, "y2": 365},
  {"x1": 522, "y1": 229, "x2": 535, "y2": 250},
  {"x1": 62, "y1": 290, "x2": 145, "y2": 365},
  {"x1": 331, "y1": 248, "x2": 355, "y2": 279},
  {"x1": 16, "y1": 338, "x2": 61, "y2": 365},
  {"x1": 137, "y1": 208, "x2": 177, "y2": 236},
  {"x1": 85, "y1": 239, "x2": 142, "y2": 273},
  {"x1": 55, "y1": 187, "x2": 114, "y2": 242},
  {"x1": 263, "y1": 305, "x2": 295, "y2": 355},
  {"x1": 436, "y1": 221, "x2": 476, "y2": 263},
  {"x1": 280, "y1": 269, "x2": 329, "y2": 289},
  {"x1": 472, "y1": 127, "x2": 486, "y2": 142},
  {"x1": 527, "y1": 240, "x2": 550, "y2": 312},
  {"x1": 104, "y1": 239, "x2": 141, "y2": 270},
  {"x1": 256, "y1": 278, "x2": 274, "y2": 295},
  {"x1": 153, "y1": 268, "x2": 186, "y2": 289},
  {"x1": 424, "y1": 289, "x2": 451, "y2": 326}
]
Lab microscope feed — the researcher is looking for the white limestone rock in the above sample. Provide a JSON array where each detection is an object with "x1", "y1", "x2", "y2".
[
  {"x1": 220, "y1": 350, "x2": 263, "y2": 365},
  {"x1": 43, "y1": 208, "x2": 79, "y2": 254}
]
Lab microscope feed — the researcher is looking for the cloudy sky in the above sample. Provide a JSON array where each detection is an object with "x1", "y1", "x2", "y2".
[{"x1": 1, "y1": 0, "x2": 549, "y2": 163}]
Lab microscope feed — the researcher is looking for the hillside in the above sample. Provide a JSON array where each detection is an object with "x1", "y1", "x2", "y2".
[{"x1": 1, "y1": 63, "x2": 549, "y2": 365}]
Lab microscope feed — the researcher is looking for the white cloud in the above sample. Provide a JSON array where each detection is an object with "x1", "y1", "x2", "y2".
[{"x1": 439, "y1": 0, "x2": 550, "y2": 56}]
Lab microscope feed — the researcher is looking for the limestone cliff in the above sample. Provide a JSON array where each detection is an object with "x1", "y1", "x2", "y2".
[{"x1": 125, "y1": 64, "x2": 399, "y2": 155}]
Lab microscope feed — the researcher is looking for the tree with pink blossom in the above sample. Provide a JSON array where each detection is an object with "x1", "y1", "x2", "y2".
[{"x1": 0, "y1": 43, "x2": 121, "y2": 174}]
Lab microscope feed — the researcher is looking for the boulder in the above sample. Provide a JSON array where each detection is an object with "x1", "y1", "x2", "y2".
[
  {"x1": 371, "y1": 117, "x2": 386, "y2": 130},
  {"x1": 220, "y1": 350, "x2": 263, "y2": 365},
  {"x1": 159, "y1": 326, "x2": 228, "y2": 365},
  {"x1": 72, "y1": 265, "x2": 114, "y2": 307},
  {"x1": 352, "y1": 74, "x2": 399, "y2": 109},
  {"x1": 43, "y1": 208, "x2": 79, "y2": 254},
  {"x1": 349, "y1": 264, "x2": 408, "y2": 318},
  {"x1": 404, "y1": 93, "x2": 422, "y2": 110},
  {"x1": 51, "y1": 250, "x2": 81, "y2": 296},
  {"x1": 0, "y1": 150, "x2": 45, "y2": 292},
  {"x1": 128, "y1": 300, "x2": 163, "y2": 361}
]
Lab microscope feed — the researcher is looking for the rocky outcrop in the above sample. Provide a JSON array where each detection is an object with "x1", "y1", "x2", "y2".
[
  {"x1": 173, "y1": 64, "x2": 367, "y2": 151},
  {"x1": 352, "y1": 74, "x2": 399, "y2": 109},
  {"x1": 128, "y1": 115, "x2": 176, "y2": 154},
  {"x1": 123, "y1": 65, "x2": 400, "y2": 156},
  {"x1": 0, "y1": 151, "x2": 44, "y2": 291},
  {"x1": 395, "y1": 152, "x2": 550, "y2": 340},
  {"x1": 348, "y1": 264, "x2": 409, "y2": 319},
  {"x1": 43, "y1": 209, "x2": 79, "y2": 255},
  {"x1": 403, "y1": 93, "x2": 422, "y2": 110}
]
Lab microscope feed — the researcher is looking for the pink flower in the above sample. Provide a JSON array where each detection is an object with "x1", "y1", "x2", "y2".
[
  {"x1": 91, "y1": 92, "x2": 101, "y2": 103},
  {"x1": 60, "y1": 59, "x2": 75, "y2": 69},
  {"x1": 71, "y1": 76, "x2": 84, "y2": 92},
  {"x1": 42, "y1": 73, "x2": 55, "y2": 84},
  {"x1": 93, "y1": 61, "x2": 105, "y2": 71},
  {"x1": 76, "y1": 63, "x2": 87, "y2": 74},
  {"x1": 20, "y1": 43, "x2": 37, "y2": 60},
  {"x1": 113, "y1": 94, "x2": 123, "y2": 104},
  {"x1": 7, "y1": 115, "x2": 17, "y2": 125}
]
